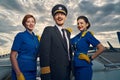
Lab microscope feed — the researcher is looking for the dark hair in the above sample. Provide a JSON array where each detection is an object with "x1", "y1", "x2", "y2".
[
  {"x1": 22, "y1": 14, "x2": 36, "y2": 27},
  {"x1": 77, "y1": 16, "x2": 91, "y2": 29}
]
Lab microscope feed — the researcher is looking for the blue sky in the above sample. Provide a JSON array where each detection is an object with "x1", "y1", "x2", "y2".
[{"x1": 0, "y1": 0, "x2": 120, "y2": 53}]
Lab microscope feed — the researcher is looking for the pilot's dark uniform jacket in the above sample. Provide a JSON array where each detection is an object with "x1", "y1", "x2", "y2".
[
  {"x1": 39, "y1": 26, "x2": 72, "y2": 80},
  {"x1": 11, "y1": 30, "x2": 40, "y2": 80},
  {"x1": 39, "y1": 4, "x2": 72, "y2": 80},
  {"x1": 71, "y1": 31, "x2": 100, "y2": 80}
]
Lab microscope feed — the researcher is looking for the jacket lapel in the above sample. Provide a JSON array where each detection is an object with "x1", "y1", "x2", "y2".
[{"x1": 53, "y1": 26, "x2": 68, "y2": 52}]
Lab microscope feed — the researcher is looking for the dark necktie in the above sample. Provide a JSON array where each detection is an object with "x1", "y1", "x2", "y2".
[
  {"x1": 62, "y1": 29, "x2": 71, "y2": 60},
  {"x1": 62, "y1": 29, "x2": 68, "y2": 50}
]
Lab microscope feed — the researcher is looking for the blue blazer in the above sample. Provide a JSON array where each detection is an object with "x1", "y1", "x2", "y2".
[{"x1": 71, "y1": 31, "x2": 100, "y2": 67}]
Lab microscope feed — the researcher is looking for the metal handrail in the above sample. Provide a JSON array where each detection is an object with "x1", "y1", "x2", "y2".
[{"x1": 0, "y1": 65, "x2": 11, "y2": 67}]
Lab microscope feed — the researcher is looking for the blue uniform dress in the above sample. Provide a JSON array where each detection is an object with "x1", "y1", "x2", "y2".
[
  {"x1": 71, "y1": 31, "x2": 100, "y2": 80},
  {"x1": 11, "y1": 30, "x2": 39, "y2": 80}
]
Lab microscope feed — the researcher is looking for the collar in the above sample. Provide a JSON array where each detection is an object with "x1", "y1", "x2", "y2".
[
  {"x1": 25, "y1": 29, "x2": 35, "y2": 36},
  {"x1": 55, "y1": 24, "x2": 64, "y2": 31}
]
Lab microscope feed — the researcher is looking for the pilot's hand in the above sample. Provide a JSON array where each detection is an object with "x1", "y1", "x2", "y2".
[
  {"x1": 78, "y1": 53, "x2": 90, "y2": 63},
  {"x1": 17, "y1": 72, "x2": 25, "y2": 80}
]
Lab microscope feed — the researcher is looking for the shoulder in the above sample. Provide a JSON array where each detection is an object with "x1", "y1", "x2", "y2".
[
  {"x1": 87, "y1": 31, "x2": 94, "y2": 35},
  {"x1": 64, "y1": 27, "x2": 72, "y2": 36},
  {"x1": 13, "y1": 32, "x2": 25, "y2": 41},
  {"x1": 43, "y1": 26, "x2": 54, "y2": 31},
  {"x1": 65, "y1": 28, "x2": 72, "y2": 33},
  {"x1": 41, "y1": 26, "x2": 55, "y2": 36},
  {"x1": 82, "y1": 31, "x2": 94, "y2": 37},
  {"x1": 86, "y1": 31, "x2": 94, "y2": 38},
  {"x1": 15, "y1": 31, "x2": 25, "y2": 38},
  {"x1": 71, "y1": 33, "x2": 80, "y2": 42}
]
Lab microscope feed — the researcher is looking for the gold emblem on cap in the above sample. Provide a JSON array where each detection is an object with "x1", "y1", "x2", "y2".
[
  {"x1": 54, "y1": 6, "x2": 66, "y2": 15},
  {"x1": 58, "y1": 6, "x2": 62, "y2": 10}
]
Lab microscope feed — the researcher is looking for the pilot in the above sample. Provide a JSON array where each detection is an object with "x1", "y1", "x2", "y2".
[{"x1": 39, "y1": 4, "x2": 72, "y2": 80}]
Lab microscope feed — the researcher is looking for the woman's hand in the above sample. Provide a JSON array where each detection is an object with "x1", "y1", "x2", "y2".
[{"x1": 17, "y1": 72, "x2": 25, "y2": 80}]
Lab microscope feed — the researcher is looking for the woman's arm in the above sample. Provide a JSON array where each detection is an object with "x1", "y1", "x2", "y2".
[
  {"x1": 91, "y1": 43, "x2": 105, "y2": 60},
  {"x1": 10, "y1": 51, "x2": 21, "y2": 75}
]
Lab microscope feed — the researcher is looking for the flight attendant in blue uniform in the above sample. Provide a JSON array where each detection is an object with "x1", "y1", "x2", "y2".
[
  {"x1": 10, "y1": 14, "x2": 40, "y2": 80},
  {"x1": 71, "y1": 16, "x2": 104, "y2": 80}
]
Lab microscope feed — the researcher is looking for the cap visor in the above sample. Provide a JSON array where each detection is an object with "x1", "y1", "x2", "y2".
[{"x1": 54, "y1": 10, "x2": 66, "y2": 15}]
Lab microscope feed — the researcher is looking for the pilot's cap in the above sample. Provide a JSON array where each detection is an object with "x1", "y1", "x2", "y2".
[{"x1": 52, "y1": 4, "x2": 68, "y2": 16}]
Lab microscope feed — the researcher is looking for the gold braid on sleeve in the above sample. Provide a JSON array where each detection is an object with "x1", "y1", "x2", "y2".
[{"x1": 41, "y1": 66, "x2": 51, "y2": 74}]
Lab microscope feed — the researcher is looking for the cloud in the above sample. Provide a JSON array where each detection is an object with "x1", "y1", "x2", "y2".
[
  {"x1": 0, "y1": 10, "x2": 24, "y2": 33},
  {"x1": 114, "y1": 2, "x2": 120, "y2": 14},
  {"x1": 0, "y1": 14, "x2": 16, "y2": 33},
  {"x1": 78, "y1": 1, "x2": 99, "y2": 15},
  {"x1": 0, "y1": 38, "x2": 7, "y2": 45},
  {"x1": 0, "y1": 0, "x2": 24, "y2": 12}
]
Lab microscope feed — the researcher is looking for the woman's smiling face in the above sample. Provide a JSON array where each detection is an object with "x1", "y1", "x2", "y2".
[{"x1": 77, "y1": 19, "x2": 88, "y2": 31}]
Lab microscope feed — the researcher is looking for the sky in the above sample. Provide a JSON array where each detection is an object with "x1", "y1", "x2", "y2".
[{"x1": 0, "y1": 0, "x2": 120, "y2": 54}]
